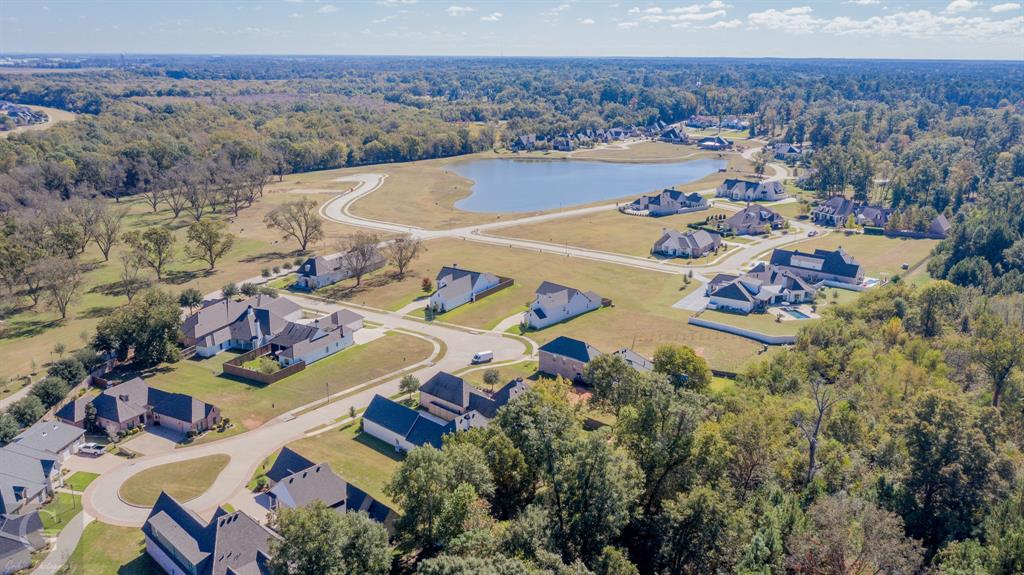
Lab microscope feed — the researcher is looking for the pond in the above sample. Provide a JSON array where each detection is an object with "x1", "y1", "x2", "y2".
[{"x1": 449, "y1": 157, "x2": 727, "y2": 213}]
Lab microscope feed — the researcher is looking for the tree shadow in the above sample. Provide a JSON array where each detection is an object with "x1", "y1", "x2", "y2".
[
  {"x1": 162, "y1": 269, "x2": 209, "y2": 285},
  {"x1": 80, "y1": 305, "x2": 120, "y2": 319},
  {"x1": 239, "y1": 250, "x2": 304, "y2": 264},
  {"x1": 319, "y1": 274, "x2": 399, "y2": 301},
  {"x1": 0, "y1": 318, "x2": 61, "y2": 340},
  {"x1": 90, "y1": 280, "x2": 127, "y2": 297}
]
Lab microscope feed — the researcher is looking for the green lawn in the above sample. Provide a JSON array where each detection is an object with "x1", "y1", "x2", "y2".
[
  {"x1": 699, "y1": 310, "x2": 804, "y2": 337},
  {"x1": 796, "y1": 232, "x2": 939, "y2": 278},
  {"x1": 118, "y1": 331, "x2": 434, "y2": 431},
  {"x1": 62, "y1": 521, "x2": 158, "y2": 575},
  {"x1": 40, "y1": 492, "x2": 81, "y2": 535},
  {"x1": 119, "y1": 454, "x2": 230, "y2": 507},
  {"x1": 458, "y1": 360, "x2": 539, "y2": 388},
  {"x1": 287, "y1": 424, "x2": 403, "y2": 509},
  {"x1": 65, "y1": 472, "x2": 100, "y2": 492}
]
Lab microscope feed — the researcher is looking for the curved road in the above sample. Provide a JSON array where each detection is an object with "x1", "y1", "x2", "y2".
[
  {"x1": 83, "y1": 143, "x2": 819, "y2": 527},
  {"x1": 84, "y1": 300, "x2": 528, "y2": 526}
]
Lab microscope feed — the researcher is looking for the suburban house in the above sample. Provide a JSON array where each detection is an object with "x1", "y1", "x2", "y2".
[
  {"x1": 538, "y1": 336, "x2": 653, "y2": 382},
  {"x1": 697, "y1": 135, "x2": 732, "y2": 151},
  {"x1": 8, "y1": 420, "x2": 85, "y2": 463},
  {"x1": 143, "y1": 492, "x2": 275, "y2": 575},
  {"x1": 0, "y1": 446, "x2": 62, "y2": 516},
  {"x1": 623, "y1": 189, "x2": 707, "y2": 217},
  {"x1": 267, "y1": 316, "x2": 355, "y2": 368},
  {"x1": 538, "y1": 336, "x2": 602, "y2": 382},
  {"x1": 56, "y1": 377, "x2": 220, "y2": 436},
  {"x1": 659, "y1": 126, "x2": 688, "y2": 144},
  {"x1": 524, "y1": 281, "x2": 603, "y2": 330},
  {"x1": 722, "y1": 204, "x2": 786, "y2": 235},
  {"x1": 183, "y1": 295, "x2": 303, "y2": 358},
  {"x1": 417, "y1": 371, "x2": 526, "y2": 427},
  {"x1": 429, "y1": 266, "x2": 504, "y2": 313},
  {"x1": 362, "y1": 395, "x2": 455, "y2": 452},
  {"x1": 294, "y1": 248, "x2": 386, "y2": 291},
  {"x1": 810, "y1": 196, "x2": 858, "y2": 227},
  {"x1": 715, "y1": 179, "x2": 788, "y2": 202},
  {"x1": 707, "y1": 263, "x2": 818, "y2": 314},
  {"x1": 653, "y1": 229, "x2": 722, "y2": 259},
  {"x1": 0, "y1": 511, "x2": 45, "y2": 575},
  {"x1": 770, "y1": 247, "x2": 864, "y2": 285},
  {"x1": 773, "y1": 143, "x2": 808, "y2": 161},
  {"x1": 266, "y1": 462, "x2": 396, "y2": 531},
  {"x1": 857, "y1": 205, "x2": 893, "y2": 228}
]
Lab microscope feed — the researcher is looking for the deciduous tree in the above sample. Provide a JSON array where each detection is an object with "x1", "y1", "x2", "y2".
[
  {"x1": 185, "y1": 220, "x2": 235, "y2": 271},
  {"x1": 123, "y1": 227, "x2": 175, "y2": 281},
  {"x1": 264, "y1": 198, "x2": 323, "y2": 252},
  {"x1": 268, "y1": 501, "x2": 391, "y2": 575}
]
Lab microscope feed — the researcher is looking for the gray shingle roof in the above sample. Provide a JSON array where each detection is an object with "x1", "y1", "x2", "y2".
[
  {"x1": 12, "y1": 421, "x2": 84, "y2": 455},
  {"x1": 265, "y1": 447, "x2": 315, "y2": 484},
  {"x1": 539, "y1": 336, "x2": 602, "y2": 364},
  {"x1": 363, "y1": 395, "x2": 455, "y2": 449}
]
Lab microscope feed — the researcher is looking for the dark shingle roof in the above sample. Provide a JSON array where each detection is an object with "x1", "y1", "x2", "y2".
[
  {"x1": 418, "y1": 372, "x2": 468, "y2": 406},
  {"x1": 265, "y1": 447, "x2": 315, "y2": 484},
  {"x1": 55, "y1": 398, "x2": 89, "y2": 424},
  {"x1": 539, "y1": 336, "x2": 602, "y2": 363},
  {"x1": 770, "y1": 247, "x2": 862, "y2": 279},
  {"x1": 363, "y1": 396, "x2": 420, "y2": 439}
]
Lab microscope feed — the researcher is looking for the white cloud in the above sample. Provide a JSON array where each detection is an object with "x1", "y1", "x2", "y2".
[
  {"x1": 316, "y1": 4, "x2": 337, "y2": 13},
  {"x1": 579, "y1": 17, "x2": 596, "y2": 24},
  {"x1": 944, "y1": 0, "x2": 978, "y2": 13},
  {"x1": 747, "y1": 5, "x2": 1023, "y2": 39},
  {"x1": 540, "y1": 3, "x2": 571, "y2": 22},
  {"x1": 707, "y1": 18, "x2": 741, "y2": 28},
  {"x1": 620, "y1": 2, "x2": 730, "y2": 27},
  {"x1": 991, "y1": 2, "x2": 1021, "y2": 12},
  {"x1": 481, "y1": 11, "x2": 502, "y2": 21},
  {"x1": 843, "y1": 0, "x2": 881, "y2": 4},
  {"x1": 618, "y1": 20, "x2": 639, "y2": 28},
  {"x1": 446, "y1": 5, "x2": 475, "y2": 16},
  {"x1": 627, "y1": 7, "x2": 640, "y2": 14},
  {"x1": 288, "y1": 11, "x2": 302, "y2": 18}
]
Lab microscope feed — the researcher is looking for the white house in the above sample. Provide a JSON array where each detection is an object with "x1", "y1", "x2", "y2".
[
  {"x1": 707, "y1": 263, "x2": 817, "y2": 315},
  {"x1": 294, "y1": 248, "x2": 386, "y2": 290},
  {"x1": 183, "y1": 295, "x2": 303, "y2": 358},
  {"x1": 270, "y1": 320, "x2": 356, "y2": 367},
  {"x1": 524, "y1": 281, "x2": 603, "y2": 330},
  {"x1": 652, "y1": 229, "x2": 722, "y2": 258},
  {"x1": 428, "y1": 266, "x2": 503, "y2": 313},
  {"x1": 715, "y1": 179, "x2": 788, "y2": 202}
]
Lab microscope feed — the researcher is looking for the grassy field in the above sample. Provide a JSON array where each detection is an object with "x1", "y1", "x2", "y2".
[
  {"x1": 65, "y1": 471, "x2": 100, "y2": 492},
  {"x1": 492, "y1": 207, "x2": 732, "y2": 259},
  {"x1": 794, "y1": 232, "x2": 939, "y2": 278},
  {"x1": 458, "y1": 360, "x2": 539, "y2": 388},
  {"x1": 287, "y1": 423, "x2": 403, "y2": 509},
  {"x1": 40, "y1": 492, "x2": 81, "y2": 535},
  {"x1": 122, "y1": 331, "x2": 434, "y2": 431},
  {"x1": 119, "y1": 454, "x2": 230, "y2": 507},
  {"x1": 322, "y1": 238, "x2": 765, "y2": 370},
  {"x1": 63, "y1": 521, "x2": 158, "y2": 575}
]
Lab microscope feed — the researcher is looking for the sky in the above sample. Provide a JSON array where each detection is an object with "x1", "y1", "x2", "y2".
[{"x1": 1, "y1": 1, "x2": 1022, "y2": 61}]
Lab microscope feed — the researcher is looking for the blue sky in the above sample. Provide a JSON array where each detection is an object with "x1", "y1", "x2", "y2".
[{"x1": 1, "y1": 1, "x2": 1022, "y2": 60}]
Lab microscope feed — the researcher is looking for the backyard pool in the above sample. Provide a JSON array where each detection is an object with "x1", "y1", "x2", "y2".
[
  {"x1": 782, "y1": 308, "x2": 812, "y2": 320},
  {"x1": 450, "y1": 157, "x2": 727, "y2": 213}
]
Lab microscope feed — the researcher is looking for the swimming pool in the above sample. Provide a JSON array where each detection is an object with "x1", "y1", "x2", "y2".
[{"x1": 783, "y1": 308, "x2": 812, "y2": 320}]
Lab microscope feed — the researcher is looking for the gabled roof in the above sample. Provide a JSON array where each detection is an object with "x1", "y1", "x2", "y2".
[
  {"x1": 539, "y1": 336, "x2": 602, "y2": 363},
  {"x1": 92, "y1": 377, "x2": 149, "y2": 424},
  {"x1": 320, "y1": 309, "x2": 363, "y2": 330},
  {"x1": 363, "y1": 395, "x2": 455, "y2": 450},
  {"x1": 613, "y1": 349, "x2": 654, "y2": 373},
  {"x1": 533, "y1": 281, "x2": 601, "y2": 309},
  {"x1": 724, "y1": 204, "x2": 783, "y2": 232},
  {"x1": 265, "y1": 447, "x2": 315, "y2": 484},
  {"x1": 143, "y1": 492, "x2": 276, "y2": 575},
  {"x1": 269, "y1": 463, "x2": 347, "y2": 509},
  {"x1": 709, "y1": 280, "x2": 754, "y2": 303},
  {"x1": 0, "y1": 511, "x2": 43, "y2": 561},
  {"x1": 55, "y1": 398, "x2": 89, "y2": 424},
  {"x1": 654, "y1": 229, "x2": 720, "y2": 254},
  {"x1": 404, "y1": 417, "x2": 454, "y2": 450},
  {"x1": 770, "y1": 247, "x2": 862, "y2": 279},
  {"x1": 419, "y1": 372, "x2": 470, "y2": 407},
  {"x1": 433, "y1": 266, "x2": 499, "y2": 302},
  {"x1": 149, "y1": 388, "x2": 217, "y2": 425},
  {"x1": 0, "y1": 449, "x2": 55, "y2": 515},
  {"x1": 813, "y1": 195, "x2": 857, "y2": 219},
  {"x1": 12, "y1": 421, "x2": 84, "y2": 455}
]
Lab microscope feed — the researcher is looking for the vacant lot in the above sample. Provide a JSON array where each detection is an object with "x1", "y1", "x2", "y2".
[
  {"x1": 120, "y1": 454, "x2": 230, "y2": 507},
  {"x1": 134, "y1": 331, "x2": 434, "y2": 430},
  {"x1": 795, "y1": 233, "x2": 939, "y2": 278},
  {"x1": 288, "y1": 423, "x2": 402, "y2": 509},
  {"x1": 63, "y1": 521, "x2": 158, "y2": 575},
  {"x1": 493, "y1": 207, "x2": 731, "y2": 259},
  {"x1": 322, "y1": 238, "x2": 765, "y2": 370}
]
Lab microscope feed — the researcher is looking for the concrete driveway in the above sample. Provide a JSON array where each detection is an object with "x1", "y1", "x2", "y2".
[{"x1": 121, "y1": 426, "x2": 184, "y2": 456}]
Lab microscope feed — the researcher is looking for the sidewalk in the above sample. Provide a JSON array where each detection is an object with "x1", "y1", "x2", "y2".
[{"x1": 31, "y1": 510, "x2": 93, "y2": 575}]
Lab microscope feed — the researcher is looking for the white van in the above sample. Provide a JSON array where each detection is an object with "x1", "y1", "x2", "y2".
[{"x1": 471, "y1": 351, "x2": 494, "y2": 364}]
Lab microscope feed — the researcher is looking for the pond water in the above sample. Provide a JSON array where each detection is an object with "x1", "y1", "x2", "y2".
[{"x1": 449, "y1": 157, "x2": 726, "y2": 213}]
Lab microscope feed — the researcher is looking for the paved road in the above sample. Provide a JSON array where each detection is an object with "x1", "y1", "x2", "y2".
[{"x1": 82, "y1": 299, "x2": 529, "y2": 526}]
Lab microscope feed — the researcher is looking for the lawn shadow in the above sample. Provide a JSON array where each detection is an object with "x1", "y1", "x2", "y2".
[
  {"x1": 119, "y1": 553, "x2": 162, "y2": 575},
  {"x1": 0, "y1": 317, "x2": 62, "y2": 340},
  {"x1": 239, "y1": 250, "x2": 304, "y2": 264},
  {"x1": 90, "y1": 280, "x2": 128, "y2": 297},
  {"x1": 80, "y1": 305, "x2": 120, "y2": 319},
  {"x1": 319, "y1": 273, "x2": 398, "y2": 301},
  {"x1": 163, "y1": 269, "x2": 210, "y2": 286},
  {"x1": 352, "y1": 430, "x2": 405, "y2": 463}
]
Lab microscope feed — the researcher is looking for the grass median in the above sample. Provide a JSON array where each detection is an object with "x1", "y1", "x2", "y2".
[{"x1": 119, "y1": 454, "x2": 230, "y2": 507}]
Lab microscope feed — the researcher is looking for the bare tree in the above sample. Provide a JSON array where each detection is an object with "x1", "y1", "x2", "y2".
[
  {"x1": 794, "y1": 378, "x2": 842, "y2": 485},
  {"x1": 90, "y1": 203, "x2": 127, "y2": 261},
  {"x1": 264, "y1": 198, "x2": 324, "y2": 252},
  {"x1": 139, "y1": 183, "x2": 163, "y2": 212},
  {"x1": 243, "y1": 160, "x2": 272, "y2": 206},
  {"x1": 384, "y1": 235, "x2": 425, "y2": 277},
  {"x1": 183, "y1": 164, "x2": 212, "y2": 222},
  {"x1": 118, "y1": 251, "x2": 149, "y2": 303},
  {"x1": 38, "y1": 257, "x2": 84, "y2": 319},
  {"x1": 185, "y1": 220, "x2": 235, "y2": 271},
  {"x1": 161, "y1": 169, "x2": 189, "y2": 219},
  {"x1": 23, "y1": 259, "x2": 47, "y2": 307},
  {"x1": 338, "y1": 232, "x2": 382, "y2": 287}
]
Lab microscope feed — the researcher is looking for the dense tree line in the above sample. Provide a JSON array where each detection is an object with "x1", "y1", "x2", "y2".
[{"x1": 268, "y1": 284, "x2": 1024, "y2": 574}]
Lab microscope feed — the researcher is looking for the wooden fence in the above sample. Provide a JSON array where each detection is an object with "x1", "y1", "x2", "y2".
[
  {"x1": 474, "y1": 277, "x2": 515, "y2": 301},
  {"x1": 222, "y1": 345, "x2": 306, "y2": 384}
]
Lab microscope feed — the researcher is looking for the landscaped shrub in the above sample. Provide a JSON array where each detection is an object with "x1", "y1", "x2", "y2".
[
  {"x1": 272, "y1": 266, "x2": 281, "y2": 274},
  {"x1": 47, "y1": 357, "x2": 87, "y2": 387},
  {"x1": 422, "y1": 277, "x2": 433, "y2": 292},
  {"x1": 243, "y1": 356, "x2": 282, "y2": 375},
  {"x1": 261, "y1": 268, "x2": 271, "y2": 277},
  {"x1": 293, "y1": 256, "x2": 305, "y2": 266}
]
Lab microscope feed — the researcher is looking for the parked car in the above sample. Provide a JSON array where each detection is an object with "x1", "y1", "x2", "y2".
[
  {"x1": 79, "y1": 443, "x2": 105, "y2": 457},
  {"x1": 807, "y1": 230, "x2": 818, "y2": 237},
  {"x1": 471, "y1": 350, "x2": 494, "y2": 364}
]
